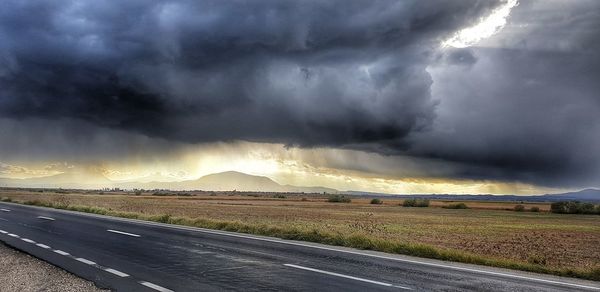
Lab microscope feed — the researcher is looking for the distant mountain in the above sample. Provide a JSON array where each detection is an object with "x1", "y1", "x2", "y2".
[
  {"x1": 2, "y1": 168, "x2": 596, "y2": 200},
  {"x1": 541, "y1": 189, "x2": 600, "y2": 202},
  {"x1": 156, "y1": 171, "x2": 338, "y2": 193},
  {"x1": 179, "y1": 171, "x2": 282, "y2": 191},
  {"x1": 345, "y1": 188, "x2": 600, "y2": 202},
  {"x1": 0, "y1": 169, "x2": 338, "y2": 193},
  {"x1": 0, "y1": 167, "x2": 112, "y2": 189}
]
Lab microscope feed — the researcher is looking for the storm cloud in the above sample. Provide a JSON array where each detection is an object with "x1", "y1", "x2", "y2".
[
  {"x1": 0, "y1": 0, "x2": 599, "y2": 189},
  {"x1": 418, "y1": 0, "x2": 600, "y2": 187},
  {"x1": 0, "y1": 0, "x2": 498, "y2": 144}
]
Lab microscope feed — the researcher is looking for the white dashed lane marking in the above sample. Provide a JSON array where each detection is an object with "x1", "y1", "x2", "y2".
[
  {"x1": 54, "y1": 250, "x2": 70, "y2": 256},
  {"x1": 105, "y1": 268, "x2": 130, "y2": 278},
  {"x1": 36, "y1": 243, "x2": 51, "y2": 249},
  {"x1": 0, "y1": 229, "x2": 172, "y2": 291},
  {"x1": 21, "y1": 238, "x2": 35, "y2": 244},
  {"x1": 76, "y1": 258, "x2": 97, "y2": 265},
  {"x1": 0, "y1": 208, "x2": 10, "y2": 212},
  {"x1": 139, "y1": 281, "x2": 174, "y2": 292},
  {"x1": 107, "y1": 229, "x2": 140, "y2": 237},
  {"x1": 37, "y1": 216, "x2": 55, "y2": 221}
]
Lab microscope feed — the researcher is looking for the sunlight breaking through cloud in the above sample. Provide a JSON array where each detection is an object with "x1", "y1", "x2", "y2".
[{"x1": 443, "y1": 0, "x2": 519, "y2": 48}]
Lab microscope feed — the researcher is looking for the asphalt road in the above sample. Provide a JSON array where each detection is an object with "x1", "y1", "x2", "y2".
[{"x1": 0, "y1": 202, "x2": 598, "y2": 292}]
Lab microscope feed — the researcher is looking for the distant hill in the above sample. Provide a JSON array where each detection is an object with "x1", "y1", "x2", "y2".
[
  {"x1": 0, "y1": 167, "x2": 113, "y2": 189},
  {"x1": 1, "y1": 169, "x2": 597, "y2": 200},
  {"x1": 345, "y1": 188, "x2": 600, "y2": 203},
  {"x1": 142, "y1": 171, "x2": 338, "y2": 193},
  {"x1": 178, "y1": 171, "x2": 283, "y2": 191},
  {"x1": 541, "y1": 189, "x2": 600, "y2": 202},
  {"x1": 0, "y1": 169, "x2": 338, "y2": 193}
]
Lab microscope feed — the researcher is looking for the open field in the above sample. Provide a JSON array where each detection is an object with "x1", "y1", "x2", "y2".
[{"x1": 1, "y1": 189, "x2": 599, "y2": 280}]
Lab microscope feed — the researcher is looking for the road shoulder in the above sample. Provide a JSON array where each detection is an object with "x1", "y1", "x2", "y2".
[{"x1": 0, "y1": 242, "x2": 108, "y2": 292}]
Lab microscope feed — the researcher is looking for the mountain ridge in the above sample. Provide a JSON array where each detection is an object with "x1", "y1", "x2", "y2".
[
  {"x1": 344, "y1": 189, "x2": 600, "y2": 202},
  {"x1": 1, "y1": 170, "x2": 599, "y2": 201},
  {"x1": 0, "y1": 170, "x2": 338, "y2": 193}
]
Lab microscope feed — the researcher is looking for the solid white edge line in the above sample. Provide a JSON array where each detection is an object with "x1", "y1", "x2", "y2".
[
  {"x1": 76, "y1": 258, "x2": 96, "y2": 265},
  {"x1": 107, "y1": 229, "x2": 140, "y2": 237},
  {"x1": 105, "y1": 268, "x2": 129, "y2": 277},
  {"x1": 37, "y1": 216, "x2": 55, "y2": 221},
  {"x1": 284, "y1": 264, "x2": 411, "y2": 290},
  {"x1": 139, "y1": 281, "x2": 174, "y2": 292},
  {"x1": 54, "y1": 250, "x2": 70, "y2": 256},
  {"x1": 36, "y1": 243, "x2": 51, "y2": 249},
  {"x1": 21, "y1": 238, "x2": 35, "y2": 244},
  {"x1": 4, "y1": 202, "x2": 600, "y2": 291}
]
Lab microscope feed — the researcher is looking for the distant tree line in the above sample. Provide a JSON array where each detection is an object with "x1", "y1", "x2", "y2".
[{"x1": 550, "y1": 201, "x2": 600, "y2": 215}]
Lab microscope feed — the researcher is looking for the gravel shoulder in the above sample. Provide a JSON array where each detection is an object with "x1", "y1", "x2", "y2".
[{"x1": 0, "y1": 242, "x2": 108, "y2": 292}]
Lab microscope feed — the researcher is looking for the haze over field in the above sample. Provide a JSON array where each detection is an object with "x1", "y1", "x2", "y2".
[{"x1": 1, "y1": 0, "x2": 599, "y2": 195}]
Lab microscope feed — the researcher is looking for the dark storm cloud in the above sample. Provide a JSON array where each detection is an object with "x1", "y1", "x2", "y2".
[
  {"x1": 0, "y1": 0, "x2": 500, "y2": 146},
  {"x1": 1, "y1": 0, "x2": 599, "y2": 189},
  {"x1": 418, "y1": 0, "x2": 600, "y2": 187}
]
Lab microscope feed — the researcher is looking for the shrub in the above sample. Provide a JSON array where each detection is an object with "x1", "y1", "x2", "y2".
[
  {"x1": 402, "y1": 198, "x2": 430, "y2": 207},
  {"x1": 514, "y1": 204, "x2": 526, "y2": 212},
  {"x1": 550, "y1": 201, "x2": 600, "y2": 214},
  {"x1": 273, "y1": 194, "x2": 286, "y2": 199},
  {"x1": 327, "y1": 194, "x2": 351, "y2": 203},
  {"x1": 370, "y1": 198, "x2": 383, "y2": 205},
  {"x1": 530, "y1": 206, "x2": 540, "y2": 212},
  {"x1": 134, "y1": 190, "x2": 143, "y2": 196},
  {"x1": 443, "y1": 202, "x2": 469, "y2": 209},
  {"x1": 551, "y1": 201, "x2": 570, "y2": 213},
  {"x1": 301, "y1": 197, "x2": 308, "y2": 201},
  {"x1": 581, "y1": 203, "x2": 596, "y2": 214}
]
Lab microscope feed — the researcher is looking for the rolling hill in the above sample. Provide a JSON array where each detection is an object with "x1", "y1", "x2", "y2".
[{"x1": 0, "y1": 170, "x2": 337, "y2": 193}]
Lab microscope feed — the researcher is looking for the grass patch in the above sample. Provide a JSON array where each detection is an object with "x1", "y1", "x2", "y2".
[{"x1": 6, "y1": 198, "x2": 599, "y2": 281}]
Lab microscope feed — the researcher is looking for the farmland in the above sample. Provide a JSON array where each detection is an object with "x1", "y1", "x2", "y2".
[{"x1": 1, "y1": 189, "x2": 599, "y2": 280}]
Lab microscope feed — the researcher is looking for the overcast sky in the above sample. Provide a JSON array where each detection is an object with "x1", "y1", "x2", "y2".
[{"x1": 0, "y1": 0, "x2": 598, "y2": 194}]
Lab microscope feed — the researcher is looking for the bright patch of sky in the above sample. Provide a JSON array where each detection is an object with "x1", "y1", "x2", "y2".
[{"x1": 443, "y1": 0, "x2": 519, "y2": 48}]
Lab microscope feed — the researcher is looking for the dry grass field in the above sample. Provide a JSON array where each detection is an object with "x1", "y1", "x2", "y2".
[{"x1": 1, "y1": 189, "x2": 599, "y2": 280}]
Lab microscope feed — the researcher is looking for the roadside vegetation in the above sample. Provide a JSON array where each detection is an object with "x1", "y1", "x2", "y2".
[{"x1": 1, "y1": 191, "x2": 599, "y2": 281}]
